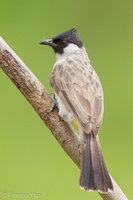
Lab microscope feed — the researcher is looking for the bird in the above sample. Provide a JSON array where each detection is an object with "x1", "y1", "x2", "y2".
[{"x1": 39, "y1": 28, "x2": 113, "y2": 193}]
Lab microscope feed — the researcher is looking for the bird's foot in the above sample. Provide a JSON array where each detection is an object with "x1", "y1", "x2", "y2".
[{"x1": 47, "y1": 92, "x2": 58, "y2": 113}]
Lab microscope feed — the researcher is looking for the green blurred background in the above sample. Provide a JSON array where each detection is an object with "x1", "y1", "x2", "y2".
[{"x1": 0, "y1": 0, "x2": 132, "y2": 199}]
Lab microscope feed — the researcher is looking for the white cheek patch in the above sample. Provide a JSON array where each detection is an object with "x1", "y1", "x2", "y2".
[
  {"x1": 56, "y1": 43, "x2": 79, "y2": 62},
  {"x1": 64, "y1": 43, "x2": 79, "y2": 55}
]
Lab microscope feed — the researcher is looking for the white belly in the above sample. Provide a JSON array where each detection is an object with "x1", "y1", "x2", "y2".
[{"x1": 55, "y1": 93, "x2": 75, "y2": 123}]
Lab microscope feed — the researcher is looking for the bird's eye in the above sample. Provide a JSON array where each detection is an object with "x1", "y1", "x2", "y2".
[{"x1": 60, "y1": 41, "x2": 67, "y2": 45}]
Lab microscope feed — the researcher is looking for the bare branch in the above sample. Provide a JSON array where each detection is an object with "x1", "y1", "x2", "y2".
[{"x1": 0, "y1": 37, "x2": 128, "y2": 200}]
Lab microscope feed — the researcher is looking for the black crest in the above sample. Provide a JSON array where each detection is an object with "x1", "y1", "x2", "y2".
[{"x1": 53, "y1": 28, "x2": 83, "y2": 48}]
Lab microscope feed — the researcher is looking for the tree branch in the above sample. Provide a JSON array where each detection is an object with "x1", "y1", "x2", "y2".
[{"x1": 0, "y1": 37, "x2": 128, "y2": 200}]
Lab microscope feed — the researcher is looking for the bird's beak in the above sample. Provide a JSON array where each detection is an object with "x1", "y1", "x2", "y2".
[{"x1": 39, "y1": 39, "x2": 54, "y2": 46}]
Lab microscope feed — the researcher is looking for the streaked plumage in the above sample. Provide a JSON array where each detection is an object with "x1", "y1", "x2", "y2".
[
  {"x1": 40, "y1": 29, "x2": 113, "y2": 193},
  {"x1": 50, "y1": 46, "x2": 103, "y2": 134}
]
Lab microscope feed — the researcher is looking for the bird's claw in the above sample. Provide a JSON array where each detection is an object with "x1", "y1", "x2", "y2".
[{"x1": 47, "y1": 92, "x2": 58, "y2": 113}]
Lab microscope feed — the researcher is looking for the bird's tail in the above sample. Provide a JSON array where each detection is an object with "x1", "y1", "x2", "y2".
[{"x1": 79, "y1": 131, "x2": 113, "y2": 193}]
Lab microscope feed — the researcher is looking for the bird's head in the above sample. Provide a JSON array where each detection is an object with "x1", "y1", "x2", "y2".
[{"x1": 39, "y1": 29, "x2": 83, "y2": 55}]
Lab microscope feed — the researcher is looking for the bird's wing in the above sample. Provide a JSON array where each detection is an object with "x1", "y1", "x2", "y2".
[{"x1": 50, "y1": 60, "x2": 103, "y2": 134}]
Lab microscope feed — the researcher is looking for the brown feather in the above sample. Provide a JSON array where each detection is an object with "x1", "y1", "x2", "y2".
[
  {"x1": 50, "y1": 48, "x2": 103, "y2": 134},
  {"x1": 50, "y1": 46, "x2": 113, "y2": 192}
]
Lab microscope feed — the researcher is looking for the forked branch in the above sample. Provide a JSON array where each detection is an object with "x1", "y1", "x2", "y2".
[{"x1": 0, "y1": 37, "x2": 128, "y2": 200}]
